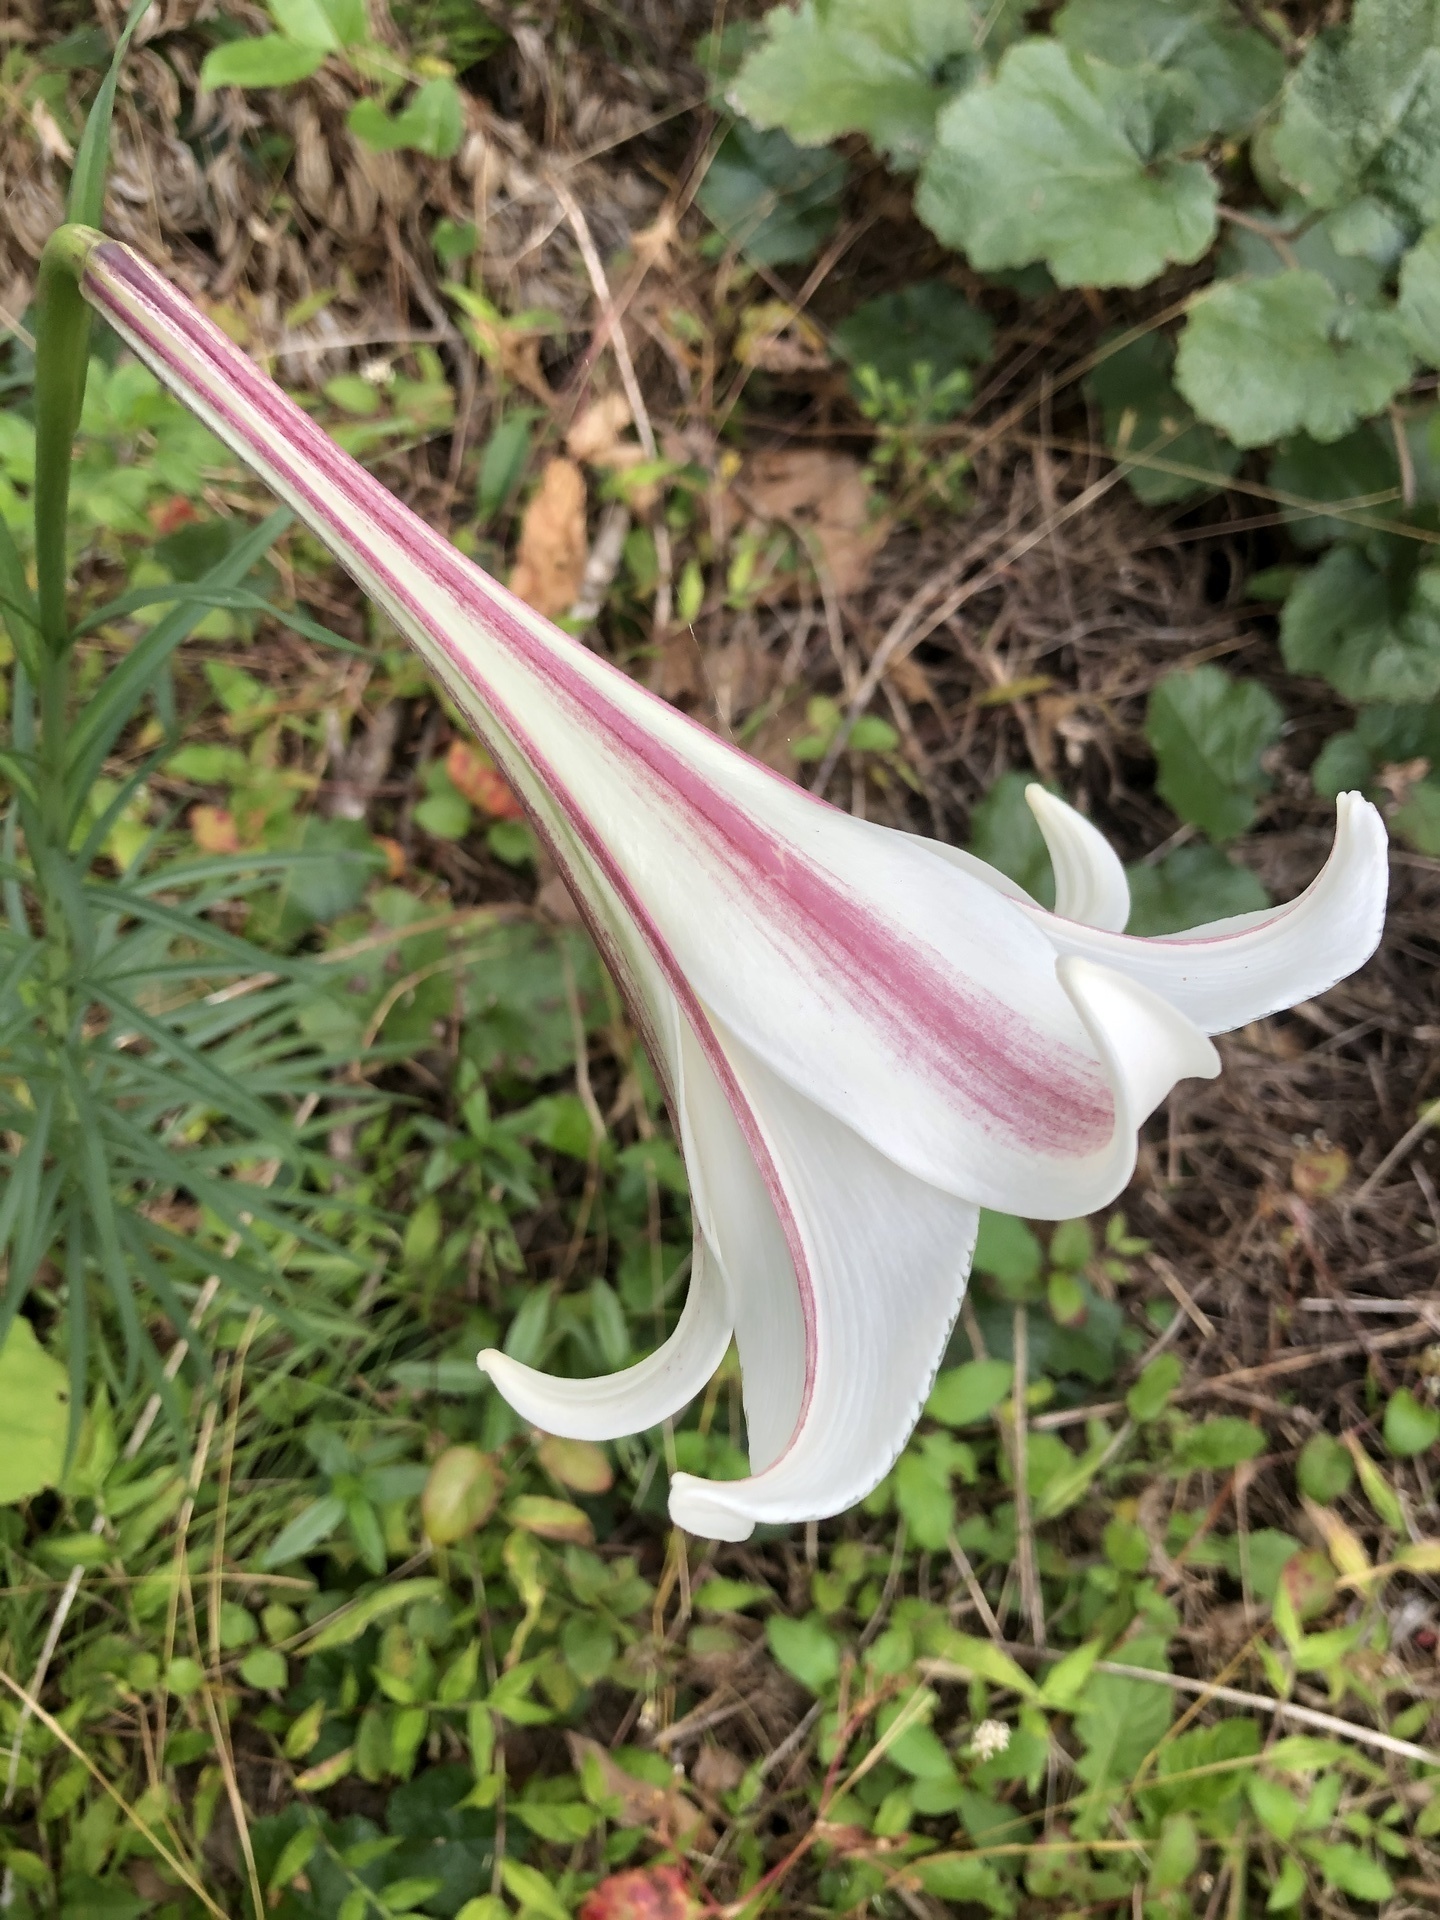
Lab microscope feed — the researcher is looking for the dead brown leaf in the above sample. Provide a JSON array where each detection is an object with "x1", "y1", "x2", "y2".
[
  {"x1": 510, "y1": 457, "x2": 588, "y2": 618},
  {"x1": 565, "y1": 1734, "x2": 712, "y2": 1849},
  {"x1": 567, "y1": 392, "x2": 634, "y2": 464},
  {"x1": 740, "y1": 449, "x2": 888, "y2": 598}
]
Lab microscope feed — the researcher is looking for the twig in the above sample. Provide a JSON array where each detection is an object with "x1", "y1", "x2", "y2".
[
  {"x1": 1031, "y1": 1318, "x2": 1440, "y2": 1432},
  {"x1": 1351, "y1": 1101, "x2": 1440, "y2": 1206}
]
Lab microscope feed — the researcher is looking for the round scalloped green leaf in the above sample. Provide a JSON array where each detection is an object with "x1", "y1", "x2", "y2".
[
  {"x1": 1087, "y1": 331, "x2": 1240, "y2": 505},
  {"x1": 1124, "y1": 843, "x2": 1269, "y2": 936},
  {"x1": 1054, "y1": 0, "x2": 1284, "y2": 136},
  {"x1": 0, "y1": 1318, "x2": 70, "y2": 1505},
  {"x1": 1175, "y1": 270, "x2": 1414, "y2": 447},
  {"x1": 730, "y1": 0, "x2": 991, "y2": 167},
  {"x1": 1271, "y1": 0, "x2": 1440, "y2": 221},
  {"x1": 917, "y1": 39, "x2": 1219, "y2": 288},
  {"x1": 1145, "y1": 665, "x2": 1283, "y2": 843},
  {"x1": 1399, "y1": 223, "x2": 1440, "y2": 364},
  {"x1": 1281, "y1": 545, "x2": 1440, "y2": 704}
]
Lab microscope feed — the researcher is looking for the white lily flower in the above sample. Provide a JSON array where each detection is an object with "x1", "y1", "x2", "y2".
[{"x1": 72, "y1": 234, "x2": 1390, "y2": 1541}]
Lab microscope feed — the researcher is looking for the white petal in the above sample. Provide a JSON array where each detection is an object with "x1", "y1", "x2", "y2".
[
  {"x1": 476, "y1": 1237, "x2": 732, "y2": 1439},
  {"x1": 81, "y1": 244, "x2": 1112, "y2": 1208},
  {"x1": 674, "y1": 1017, "x2": 809, "y2": 1473},
  {"x1": 1054, "y1": 956, "x2": 1220, "y2": 1203},
  {"x1": 1033, "y1": 794, "x2": 1388, "y2": 1034},
  {"x1": 668, "y1": 1029, "x2": 979, "y2": 1541},
  {"x1": 1025, "y1": 786, "x2": 1130, "y2": 932}
]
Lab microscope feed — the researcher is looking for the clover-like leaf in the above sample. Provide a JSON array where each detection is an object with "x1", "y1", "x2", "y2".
[
  {"x1": 1086, "y1": 331, "x2": 1240, "y2": 505},
  {"x1": 1270, "y1": 0, "x2": 1440, "y2": 222},
  {"x1": 1145, "y1": 664, "x2": 1284, "y2": 842},
  {"x1": 917, "y1": 40, "x2": 1219, "y2": 288},
  {"x1": 1054, "y1": 0, "x2": 1284, "y2": 136},
  {"x1": 730, "y1": 0, "x2": 1002, "y2": 167},
  {"x1": 1281, "y1": 544, "x2": 1440, "y2": 704},
  {"x1": 1175, "y1": 270, "x2": 1414, "y2": 447}
]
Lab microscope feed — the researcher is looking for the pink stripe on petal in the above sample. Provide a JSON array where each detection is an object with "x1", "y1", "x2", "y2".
[{"x1": 92, "y1": 247, "x2": 1110, "y2": 1157}]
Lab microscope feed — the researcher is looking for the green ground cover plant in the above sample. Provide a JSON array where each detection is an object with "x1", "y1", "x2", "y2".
[{"x1": 0, "y1": 3, "x2": 1438, "y2": 1917}]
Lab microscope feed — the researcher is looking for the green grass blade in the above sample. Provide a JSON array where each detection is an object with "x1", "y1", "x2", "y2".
[
  {"x1": 63, "y1": 507, "x2": 291, "y2": 814},
  {"x1": 66, "y1": 0, "x2": 153, "y2": 229}
]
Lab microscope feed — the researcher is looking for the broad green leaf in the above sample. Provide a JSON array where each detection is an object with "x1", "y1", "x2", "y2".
[
  {"x1": 1124, "y1": 843, "x2": 1270, "y2": 936},
  {"x1": 1217, "y1": 204, "x2": 1389, "y2": 305},
  {"x1": 304, "y1": 1579, "x2": 445, "y2": 1651},
  {"x1": 1126, "y1": 1351, "x2": 1183, "y2": 1423},
  {"x1": 1038, "y1": 1637, "x2": 1103, "y2": 1710},
  {"x1": 914, "y1": 1853, "x2": 1017, "y2": 1913},
  {"x1": 967, "y1": 772, "x2": 1054, "y2": 906},
  {"x1": 1169, "y1": 1415, "x2": 1267, "y2": 1471},
  {"x1": 1175, "y1": 271, "x2": 1414, "y2": 448},
  {"x1": 926, "y1": 1358, "x2": 1013, "y2": 1428},
  {"x1": 1087, "y1": 330, "x2": 1240, "y2": 505},
  {"x1": 766, "y1": 1613, "x2": 841, "y2": 1692},
  {"x1": 1393, "y1": 775, "x2": 1440, "y2": 851},
  {"x1": 0, "y1": 1318, "x2": 69, "y2": 1504},
  {"x1": 1305, "y1": 1841, "x2": 1394, "y2": 1902},
  {"x1": 917, "y1": 40, "x2": 1219, "y2": 288},
  {"x1": 260, "y1": 1493, "x2": 345, "y2": 1566},
  {"x1": 1384, "y1": 1385, "x2": 1440, "y2": 1455},
  {"x1": 1145, "y1": 664, "x2": 1283, "y2": 842},
  {"x1": 1073, "y1": 1636, "x2": 1172, "y2": 1790},
  {"x1": 928, "y1": 1630, "x2": 1040, "y2": 1698},
  {"x1": 832, "y1": 281, "x2": 994, "y2": 385},
  {"x1": 1267, "y1": 425, "x2": 1400, "y2": 551},
  {"x1": 1311, "y1": 729, "x2": 1375, "y2": 800},
  {"x1": 732, "y1": 0, "x2": 994, "y2": 167},
  {"x1": 894, "y1": 1449, "x2": 957, "y2": 1549},
  {"x1": 348, "y1": 78, "x2": 465, "y2": 158},
  {"x1": 1055, "y1": 0, "x2": 1284, "y2": 135},
  {"x1": 696, "y1": 122, "x2": 848, "y2": 266},
  {"x1": 1399, "y1": 221, "x2": 1440, "y2": 362},
  {"x1": 1271, "y1": 0, "x2": 1440, "y2": 222},
  {"x1": 1149, "y1": 1811, "x2": 1199, "y2": 1890},
  {"x1": 972, "y1": 1209, "x2": 1044, "y2": 1291},
  {"x1": 200, "y1": 35, "x2": 327, "y2": 88},
  {"x1": 1267, "y1": 1856, "x2": 1307, "y2": 1911},
  {"x1": 1281, "y1": 545, "x2": 1440, "y2": 704},
  {"x1": 267, "y1": 0, "x2": 342, "y2": 49},
  {"x1": 1297, "y1": 1431, "x2": 1354, "y2": 1502}
]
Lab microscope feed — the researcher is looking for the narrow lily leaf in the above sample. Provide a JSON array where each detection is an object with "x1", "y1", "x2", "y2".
[
  {"x1": 64, "y1": 506, "x2": 291, "y2": 822},
  {"x1": 67, "y1": 0, "x2": 154, "y2": 228},
  {"x1": 63, "y1": 228, "x2": 1391, "y2": 1542}
]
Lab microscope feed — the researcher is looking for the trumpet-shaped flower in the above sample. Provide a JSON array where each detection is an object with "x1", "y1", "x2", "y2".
[{"x1": 67, "y1": 231, "x2": 1390, "y2": 1540}]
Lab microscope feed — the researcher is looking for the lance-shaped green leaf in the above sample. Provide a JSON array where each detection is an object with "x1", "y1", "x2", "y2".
[{"x1": 64, "y1": 228, "x2": 1389, "y2": 1543}]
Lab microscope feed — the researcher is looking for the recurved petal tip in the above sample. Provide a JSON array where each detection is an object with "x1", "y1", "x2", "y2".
[
  {"x1": 1024, "y1": 785, "x2": 1131, "y2": 932},
  {"x1": 667, "y1": 1475, "x2": 757, "y2": 1542}
]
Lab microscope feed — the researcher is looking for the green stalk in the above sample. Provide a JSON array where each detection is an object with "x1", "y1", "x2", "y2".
[{"x1": 32, "y1": 228, "x2": 94, "y2": 661}]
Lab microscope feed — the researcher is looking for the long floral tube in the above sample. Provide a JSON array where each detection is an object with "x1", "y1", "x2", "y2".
[{"x1": 63, "y1": 228, "x2": 1391, "y2": 1541}]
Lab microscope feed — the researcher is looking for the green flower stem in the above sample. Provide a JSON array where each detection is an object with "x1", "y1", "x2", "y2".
[{"x1": 30, "y1": 226, "x2": 103, "y2": 980}]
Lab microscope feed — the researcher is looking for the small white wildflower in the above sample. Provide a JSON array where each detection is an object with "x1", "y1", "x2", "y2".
[
  {"x1": 360, "y1": 357, "x2": 394, "y2": 387},
  {"x1": 970, "y1": 1718, "x2": 1010, "y2": 1762}
]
